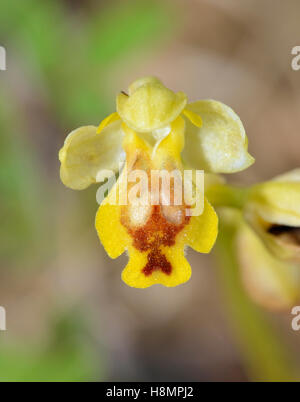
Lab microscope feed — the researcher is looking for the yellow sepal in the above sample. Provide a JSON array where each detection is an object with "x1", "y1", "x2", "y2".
[{"x1": 117, "y1": 77, "x2": 187, "y2": 133}]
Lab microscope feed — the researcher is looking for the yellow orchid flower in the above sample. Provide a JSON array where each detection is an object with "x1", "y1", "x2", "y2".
[
  {"x1": 236, "y1": 215, "x2": 300, "y2": 311},
  {"x1": 244, "y1": 169, "x2": 300, "y2": 263},
  {"x1": 59, "y1": 76, "x2": 254, "y2": 288}
]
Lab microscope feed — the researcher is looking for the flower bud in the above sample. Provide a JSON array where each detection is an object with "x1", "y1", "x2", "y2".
[
  {"x1": 236, "y1": 219, "x2": 300, "y2": 310},
  {"x1": 244, "y1": 169, "x2": 300, "y2": 262}
]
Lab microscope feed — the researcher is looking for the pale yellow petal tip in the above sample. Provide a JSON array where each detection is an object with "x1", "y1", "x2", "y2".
[
  {"x1": 247, "y1": 153, "x2": 255, "y2": 168},
  {"x1": 128, "y1": 76, "x2": 162, "y2": 95},
  {"x1": 271, "y1": 169, "x2": 300, "y2": 183},
  {"x1": 58, "y1": 146, "x2": 65, "y2": 163},
  {"x1": 117, "y1": 77, "x2": 187, "y2": 132},
  {"x1": 228, "y1": 151, "x2": 255, "y2": 173}
]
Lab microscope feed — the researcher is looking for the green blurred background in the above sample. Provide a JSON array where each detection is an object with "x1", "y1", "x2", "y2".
[{"x1": 0, "y1": 0, "x2": 300, "y2": 381}]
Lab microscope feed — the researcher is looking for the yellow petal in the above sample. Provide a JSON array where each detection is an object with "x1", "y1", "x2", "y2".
[
  {"x1": 59, "y1": 121, "x2": 124, "y2": 190},
  {"x1": 95, "y1": 203, "x2": 129, "y2": 259},
  {"x1": 184, "y1": 197, "x2": 218, "y2": 253},
  {"x1": 121, "y1": 123, "x2": 152, "y2": 159},
  {"x1": 182, "y1": 109, "x2": 202, "y2": 127},
  {"x1": 117, "y1": 76, "x2": 187, "y2": 133},
  {"x1": 96, "y1": 112, "x2": 120, "y2": 134},
  {"x1": 182, "y1": 100, "x2": 254, "y2": 173},
  {"x1": 152, "y1": 116, "x2": 185, "y2": 165}
]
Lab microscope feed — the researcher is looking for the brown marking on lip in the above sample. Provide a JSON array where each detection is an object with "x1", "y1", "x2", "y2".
[
  {"x1": 143, "y1": 249, "x2": 172, "y2": 276},
  {"x1": 120, "y1": 147, "x2": 191, "y2": 276},
  {"x1": 121, "y1": 205, "x2": 190, "y2": 276}
]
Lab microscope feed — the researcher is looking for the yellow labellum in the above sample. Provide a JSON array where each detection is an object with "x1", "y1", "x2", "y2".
[{"x1": 95, "y1": 118, "x2": 218, "y2": 288}]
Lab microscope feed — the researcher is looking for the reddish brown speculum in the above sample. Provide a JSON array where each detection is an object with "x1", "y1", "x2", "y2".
[
  {"x1": 143, "y1": 249, "x2": 172, "y2": 276},
  {"x1": 121, "y1": 205, "x2": 190, "y2": 277}
]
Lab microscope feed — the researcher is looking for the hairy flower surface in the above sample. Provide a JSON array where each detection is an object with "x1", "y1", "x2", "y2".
[{"x1": 59, "y1": 77, "x2": 254, "y2": 288}]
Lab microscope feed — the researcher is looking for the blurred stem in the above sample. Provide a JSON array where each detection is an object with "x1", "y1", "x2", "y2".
[
  {"x1": 215, "y1": 209, "x2": 298, "y2": 381},
  {"x1": 206, "y1": 184, "x2": 249, "y2": 209}
]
